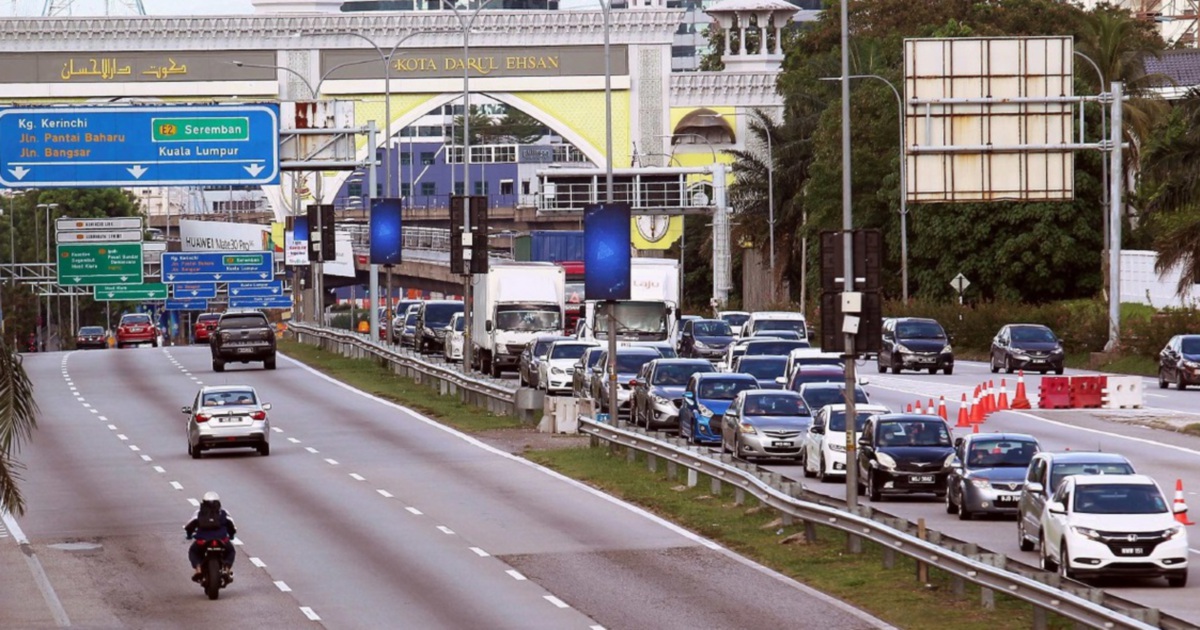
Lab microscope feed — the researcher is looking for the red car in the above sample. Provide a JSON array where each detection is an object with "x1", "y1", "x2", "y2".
[
  {"x1": 193, "y1": 313, "x2": 222, "y2": 344},
  {"x1": 116, "y1": 313, "x2": 158, "y2": 348}
]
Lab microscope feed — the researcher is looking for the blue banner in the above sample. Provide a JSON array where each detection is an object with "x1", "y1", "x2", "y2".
[
  {"x1": 370, "y1": 198, "x2": 403, "y2": 265},
  {"x1": 584, "y1": 202, "x2": 631, "y2": 301}
]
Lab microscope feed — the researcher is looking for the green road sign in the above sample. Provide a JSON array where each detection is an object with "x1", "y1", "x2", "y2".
[
  {"x1": 152, "y1": 117, "x2": 249, "y2": 142},
  {"x1": 57, "y1": 242, "x2": 143, "y2": 286},
  {"x1": 93, "y1": 282, "x2": 167, "y2": 301}
]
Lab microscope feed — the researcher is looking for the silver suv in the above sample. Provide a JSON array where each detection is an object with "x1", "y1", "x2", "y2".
[{"x1": 184, "y1": 385, "x2": 272, "y2": 459}]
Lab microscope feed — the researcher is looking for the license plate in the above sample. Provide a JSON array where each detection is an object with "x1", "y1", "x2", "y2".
[
  {"x1": 772, "y1": 441, "x2": 793, "y2": 447},
  {"x1": 996, "y1": 495, "x2": 1018, "y2": 505},
  {"x1": 218, "y1": 417, "x2": 243, "y2": 423},
  {"x1": 1119, "y1": 547, "x2": 1141, "y2": 555},
  {"x1": 917, "y1": 357, "x2": 935, "y2": 363},
  {"x1": 1031, "y1": 359, "x2": 1045, "y2": 363},
  {"x1": 911, "y1": 475, "x2": 935, "y2": 483},
  {"x1": 236, "y1": 347, "x2": 254, "y2": 354}
]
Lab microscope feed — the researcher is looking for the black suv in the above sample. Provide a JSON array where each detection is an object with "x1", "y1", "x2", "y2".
[
  {"x1": 878, "y1": 317, "x2": 954, "y2": 375},
  {"x1": 1159, "y1": 334, "x2": 1200, "y2": 390},
  {"x1": 210, "y1": 310, "x2": 277, "y2": 372},
  {"x1": 857, "y1": 413, "x2": 954, "y2": 502},
  {"x1": 415, "y1": 300, "x2": 464, "y2": 355},
  {"x1": 989, "y1": 323, "x2": 1064, "y2": 374}
]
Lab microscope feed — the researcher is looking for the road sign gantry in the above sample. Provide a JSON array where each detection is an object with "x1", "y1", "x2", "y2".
[{"x1": 161, "y1": 251, "x2": 273, "y2": 283}]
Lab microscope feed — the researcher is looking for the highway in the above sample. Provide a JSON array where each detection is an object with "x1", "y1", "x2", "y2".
[
  {"x1": 1, "y1": 345, "x2": 889, "y2": 630},
  {"x1": 764, "y1": 358, "x2": 1200, "y2": 626}
]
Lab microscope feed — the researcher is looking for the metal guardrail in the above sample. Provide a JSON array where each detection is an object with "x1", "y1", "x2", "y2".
[
  {"x1": 579, "y1": 418, "x2": 1176, "y2": 630},
  {"x1": 287, "y1": 322, "x2": 517, "y2": 415}
]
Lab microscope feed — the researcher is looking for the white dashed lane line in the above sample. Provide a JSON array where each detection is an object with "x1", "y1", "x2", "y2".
[
  {"x1": 288, "y1": 438, "x2": 301, "y2": 444},
  {"x1": 544, "y1": 596, "x2": 570, "y2": 609},
  {"x1": 140, "y1": 455, "x2": 152, "y2": 462},
  {"x1": 349, "y1": 474, "x2": 365, "y2": 481},
  {"x1": 300, "y1": 607, "x2": 321, "y2": 621},
  {"x1": 128, "y1": 445, "x2": 140, "y2": 452},
  {"x1": 274, "y1": 581, "x2": 292, "y2": 592},
  {"x1": 153, "y1": 466, "x2": 165, "y2": 474},
  {"x1": 250, "y1": 557, "x2": 266, "y2": 568},
  {"x1": 405, "y1": 507, "x2": 422, "y2": 515},
  {"x1": 169, "y1": 481, "x2": 183, "y2": 491},
  {"x1": 437, "y1": 526, "x2": 455, "y2": 535},
  {"x1": 470, "y1": 547, "x2": 489, "y2": 557},
  {"x1": 506, "y1": 570, "x2": 527, "y2": 581},
  {"x1": 376, "y1": 490, "x2": 393, "y2": 498},
  {"x1": 323, "y1": 458, "x2": 339, "y2": 466},
  {"x1": 304, "y1": 447, "x2": 319, "y2": 454},
  {"x1": 117, "y1": 434, "x2": 128, "y2": 441}
]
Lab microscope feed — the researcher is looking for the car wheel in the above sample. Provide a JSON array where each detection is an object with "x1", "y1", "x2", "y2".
[
  {"x1": 264, "y1": 358, "x2": 277, "y2": 370},
  {"x1": 212, "y1": 359, "x2": 225, "y2": 372},
  {"x1": 190, "y1": 442, "x2": 202, "y2": 460},
  {"x1": 1168, "y1": 573, "x2": 1189, "y2": 588},
  {"x1": 819, "y1": 455, "x2": 832, "y2": 483},
  {"x1": 990, "y1": 353, "x2": 999, "y2": 373},
  {"x1": 1160, "y1": 369, "x2": 1169, "y2": 389},
  {"x1": 868, "y1": 470, "x2": 882, "y2": 502},
  {"x1": 1017, "y1": 517, "x2": 1035, "y2": 552},
  {"x1": 1178, "y1": 372, "x2": 1188, "y2": 391},
  {"x1": 1059, "y1": 545, "x2": 1074, "y2": 580},
  {"x1": 945, "y1": 489, "x2": 956, "y2": 514},
  {"x1": 876, "y1": 357, "x2": 886, "y2": 374},
  {"x1": 1039, "y1": 532, "x2": 1056, "y2": 571},
  {"x1": 258, "y1": 442, "x2": 270, "y2": 457},
  {"x1": 800, "y1": 449, "x2": 813, "y2": 476},
  {"x1": 1004, "y1": 355, "x2": 1014, "y2": 374},
  {"x1": 489, "y1": 358, "x2": 502, "y2": 379},
  {"x1": 956, "y1": 487, "x2": 972, "y2": 520},
  {"x1": 927, "y1": 367, "x2": 937, "y2": 375},
  {"x1": 891, "y1": 360, "x2": 902, "y2": 375},
  {"x1": 943, "y1": 365, "x2": 954, "y2": 375}
]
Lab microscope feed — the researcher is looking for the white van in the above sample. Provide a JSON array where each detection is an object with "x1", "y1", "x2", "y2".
[{"x1": 740, "y1": 311, "x2": 808, "y2": 341}]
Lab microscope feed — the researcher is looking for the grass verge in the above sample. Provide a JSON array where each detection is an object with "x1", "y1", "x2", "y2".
[{"x1": 283, "y1": 335, "x2": 1077, "y2": 629}]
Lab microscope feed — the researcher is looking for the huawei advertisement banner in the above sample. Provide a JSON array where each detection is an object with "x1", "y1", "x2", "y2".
[
  {"x1": 370, "y1": 198, "x2": 403, "y2": 265},
  {"x1": 323, "y1": 231, "x2": 356, "y2": 278},
  {"x1": 584, "y1": 202, "x2": 631, "y2": 301},
  {"x1": 286, "y1": 216, "x2": 309, "y2": 266},
  {"x1": 180, "y1": 218, "x2": 271, "y2": 252}
]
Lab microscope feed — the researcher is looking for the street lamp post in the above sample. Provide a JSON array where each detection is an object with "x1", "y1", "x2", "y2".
[{"x1": 36, "y1": 202, "x2": 58, "y2": 351}]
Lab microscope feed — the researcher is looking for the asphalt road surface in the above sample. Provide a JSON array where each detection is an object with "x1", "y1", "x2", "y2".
[{"x1": 1, "y1": 345, "x2": 890, "y2": 630}]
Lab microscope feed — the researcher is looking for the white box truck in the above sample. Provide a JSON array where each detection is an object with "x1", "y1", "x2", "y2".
[
  {"x1": 472, "y1": 261, "x2": 566, "y2": 377},
  {"x1": 577, "y1": 258, "x2": 681, "y2": 348}
]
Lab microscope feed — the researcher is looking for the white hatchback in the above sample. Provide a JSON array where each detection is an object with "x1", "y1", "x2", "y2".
[
  {"x1": 802, "y1": 403, "x2": 890, "y2": 482},
  {"x1": 1039, "y1": 474, "x2": 1188, "y2": 587},
  {"x1": 539, "y1": 340, "x2": 598, "y2": 395},
  {"x1": 443, "y1": 313, "x2": 465, "y2": 362}
]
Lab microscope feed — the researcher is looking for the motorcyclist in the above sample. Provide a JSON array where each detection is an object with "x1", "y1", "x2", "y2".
[{"x1": 183, "y1": 491, "x2": 237, "y2": 583}]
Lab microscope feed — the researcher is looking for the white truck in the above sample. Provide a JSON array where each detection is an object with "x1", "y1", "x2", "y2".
[
  {"x1": 576, "y1": 257, "x2": 681, "y2": 348},
  {"x1": 472, "y1": 261, "x2": 566, "y2": 377}
]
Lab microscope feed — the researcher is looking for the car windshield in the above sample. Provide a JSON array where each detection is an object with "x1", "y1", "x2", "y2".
[
  {"x1": 653, "y1": 345, "x2": 677, "y2": 358},
  {"x1": 532, "y1": 338, "x2": 562, "y2": 357},
  {"x1": 452, "y1": 316, "x2": 464, "y2": 332},
  {"x1": 897, "y1": 321, "x2": 946, "y2": 339},
  {"x1": 653, "y1": 363, "x2": 709, "y2": 385},
  {"x1": 742, "y1": 394, "x2": 808, "y2": 416},
  {"x1": 405, "y1": 314, "x2": 417, "y2": 327},
  {"x1": 219, "y1": 315, "x2": 267, "y2": 329},
  {"x1": 122, "y1": 315, "x2": 151, "y2": 325},
  {"x1": 79, "y1": 326, "x2": 104, "y2": 335},
  {"x1": 1011, "y1": 326, "x2": 1056, "y2": 343},
  {"x1": 789, "y1": 373, "x2": 843, "y2": 388},
  {"x1": 793, "y1": 357, "x2": 844, "y2": 368},
  {"x1": 693, "y1": 321, "x2": 733, "y2": 336},
  {"x1": 595, "y1": 302, "x2": 669, "y2": 335},
  {"x1": 754, "y1": 319, "x2": 806, "y2": 336},
  {"x1": 744, "y1": 341, "x2": 808, "y2": 356},
  {"x1": 550, "y1": 344, "x2": 590, "y2": 360},
  {"x1": 721, "y1": 313, "x2": 750, "y2": 327},
  {"x1": 698, "y1": 379, "x2": 755, "y2": 400},
  {"x1": 966, "y1": 440, "x2": 1037, "y2": 468},
  {"x1": 1182, "y1": 337, "x2": 1200, "y2": 354},
  {"x1": 616, "y1": 353, "x2": 656, "y2": 373},
  {"x1": 738, "y1": 357, "x2": 786, "y2": 379},
  {"x1": 1074, "y1": 484, "x2": 1167, "y2": 515},
  {"x1": 585, "y1": 350, "x2": 606, "y2": 368},
  {"x1": 827, "y1": 411, "x2": 875, "y2": 432},
  {"x1": 495, "y1": 306, "x2": 561, "y2": 332},
  {"x1": 803, "y1": 386, "x2": 868, "y2": 409},
  {"x1": 877, "y1": 420, "x2": 951, "y2": 447},
  {"x1": 1049, "y1": 462, "x2": 1135, "y2": 492},
  {"x1": 423, "y1": 303, "x2": 463, "y2": 327},
  {"x1": 203, "y1": 390, "x2": 256, "y2": 406}
]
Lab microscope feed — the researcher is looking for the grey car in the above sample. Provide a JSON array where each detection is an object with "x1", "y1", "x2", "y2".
[
  {"x1": 721, "y1": 389, "x2": 813, "y2": 461},
  {"x1": 630, "y1": 358, "x2": 716, "y2": 430},
  {"x1": 519, "y1": 335, "x2": 572, "y2": 388},
  {"x1": 1016, "y1": 451, "x2": 1136, "y2": 552},
  {"x1": 573, "y1": 346, "x2": 607, "y2": 399},
  {"x1": 184, "y1": 385, "x2": 271, "y2": 459},
  {"x1": 945, "y1": 433, "x2": 1040, "y2": 520},
  {"x1": 592, "y1": 347, "x2": 660, "y2": 417}
]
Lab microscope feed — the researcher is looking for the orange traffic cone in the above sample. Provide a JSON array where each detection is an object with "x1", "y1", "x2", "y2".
[
  {"x1": 1011, "y1": 371, "x2": 1031, "y2": 409},
  {"x1": 972, "y1": 422, "x2": 980, "y2": 434},
  {"x1": 998, "y1": 379, "x2": 1010, "y2": 410},
  {"x1": 914, "y1": 400, "x2": 924, "y2": 414},
  {"x1": 906, "y1": 403, "x2": 913, "y2": 413},
  {"x1": 956, "y1": 394, "x2": 971, "y2": 427},
  {"x1": 928, "y1": 399, "x2": 936, "y2": 415},
  {"x1": 1175, "y1": 479, "x2": 1195, "y2": 525},
  {"x1": 971, "y1": 387, "x2": 984, "y2": 424},
  {"x1": 937, "y1": 396, "x2": 948, "y2": 421},
  {"x1": 988, "y1": 380, "x2": 997, "y2": 414}
]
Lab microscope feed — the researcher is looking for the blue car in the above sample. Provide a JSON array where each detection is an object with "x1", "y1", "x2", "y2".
[{"x1": 678, "y1": 373, "x2": 758, "y2": 445}]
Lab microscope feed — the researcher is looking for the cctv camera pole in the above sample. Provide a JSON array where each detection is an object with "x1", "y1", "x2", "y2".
[{"x1": 601, "y1": 0, "x2": 619, "y2": 424}]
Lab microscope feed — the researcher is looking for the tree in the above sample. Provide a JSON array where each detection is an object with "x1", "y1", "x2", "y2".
[
  {"x1": 451, "y1": 106, "x2": 496, "y2": 146},
  {"x1": 490, "y1": 106, "x2": 545, "y2": 144},
  {"x1": 0, "y1": 337, "x2": 38, "y2": 515}
]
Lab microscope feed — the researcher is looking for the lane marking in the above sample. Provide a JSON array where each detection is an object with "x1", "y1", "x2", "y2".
[
  {"x1": 376, "y1": 490, "x2": 393, "y2": 498},
  {"x1": 98, "y1": 416, "x2": 106, "y2": 421},
  {"x1": 506, "y1": 569, "x2": 527, "y2": 581},
  {"x1": 88, "y1": 409, "x2": 98, "y2": 414},
  {"x1": 117, "y1": 434, "x2": 128, "y2": 441},
  {"x1": 305, "y1": 447, "x2": 319, "y2": 454},
  {"x1": 188, "y1": 498, "x2": 200, "y2": 507},
  {"x1": 140, "y1": 455, "x2": 152, "y2": 462},
  {"x1": 128, "y1": 445, "x2": 140, "y2": 452},
  {"x1": 590, "y1": 626, "x2": 607, "y2": 630},
  {"x1": 349, "y1": 473, "x2": 365, "y2": 481},
  {"x1": 288, "y1": 437, "x2": 301, "y2": 444},
  {"x1": 324, "y1": 458, "x2": 339, "y2": 466},
  {"x1": 271, "y1": 427, "x2": 283, "y2": 433},
  {"x1": 544, "y1": 595, "x2": 569, "y2": 609},
  {"x1": 81, "y1": 403, "x2": 91, "y2": 408},
  {"x1": 169, "y1": 481, "x2": 183, "y2": 491},
  {"x1": 470, "y1": 547, "x2": 490, "y2": 557},
  {"x1": 250, "y1": 557, "x2": 266, "y2": 568},
  {"x1": 232, "y1": 539, "x2": 243, "y2": 546},
  {"x1": 153, "y1": 466, "x2": 165, "y2": 474},
  {"x1": 405, "y1": 507, "x2": 422, "y2": 515},
  {"x1": 300, "y1": 607, "x2": 321, "y2": 621},
  {"x1": 274, "y1": 581, "x2": 292, "y2": 592},
  {"x1": 437, "y1": 525, "x2": 455, "y2": 535},
  {"x1": 107, "y1": 425, "x2": 117, "y2": 430}
]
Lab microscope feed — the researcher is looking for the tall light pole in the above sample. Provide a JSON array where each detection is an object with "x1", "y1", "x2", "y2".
[
  {"x1": 36, "y1": 202, "x2": 58, "y2": 351},
  {"x1": 820, "y1": 75, "x2": 906, "y2": 301}
]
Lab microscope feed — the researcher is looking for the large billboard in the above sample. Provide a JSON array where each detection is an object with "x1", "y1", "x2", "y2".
[
  {"x1": 584, "y1": 202, "x2": 631, "y2": 302},
  {"x1": 180, "y1": 218, "x2": 271, "y2": 252}
]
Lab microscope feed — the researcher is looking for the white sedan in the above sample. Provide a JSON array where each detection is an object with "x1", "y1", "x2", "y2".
[
  {"x1": 443, "y1": 313, "x2": 465, "y2": 362},
  {"x1": 538, "y1": 340, "x2": 598, "y2": 395},
  {"x1": 802, "y1": 404, "x2": 890, "y2": 482}
]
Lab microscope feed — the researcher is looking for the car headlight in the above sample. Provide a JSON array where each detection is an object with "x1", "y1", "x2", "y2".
[
  {"x1": 942, "y1": 344, "x2": 953, "y2": 354},
  {"x1": 697, "y1": 404, "x2": 714, "y2": 418},
  {"x1": 693, "y1": 340, "x2": 708, "y2": 349},
  {"x1": 1070, "y1": 526, "x2": 1102, "y2": 541},
  {"x1": 1183, "y1": 360, "x2": 1199, "y2": 369},
  {"x1": 969, "y1": 478, "x2": 992, "y2": 489},
  {"x1": 652, "y1": 394, "x2": 671, "y2": 405},
  {"x1": 738, "y1": 421, "x2": 757, "y2": 435},
  {"x1": 875, "y1": 452, "x2": 897, "y2": 469},
  {"x1": 1051, "y1": 346, "x2": 1064, "y2": 355},
  {"x1": 1013, "y1": 353, "x2": 1030, "y2": 361},
  {"x1": 551, "y1": 367, "x2": 565, "y2": 375},
  {"x1": 1164, "y1": 524, "x2": 1186, "y2": 540},
  {"x1": 895, "y1": 344, "x2": 911, "y2": 354},
  {"x1": 944, "y1": 453, "x2": 958, "y2": 468},
  {"x1": 828, "y1": 443, "x2": 845, "y2": 452}
]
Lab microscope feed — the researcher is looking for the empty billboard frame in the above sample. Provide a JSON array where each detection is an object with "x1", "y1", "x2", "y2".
[{"x1": 904, "y1": 37, "x2": 1074, "y2": 203}]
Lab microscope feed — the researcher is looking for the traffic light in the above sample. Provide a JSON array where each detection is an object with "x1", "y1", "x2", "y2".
[
  {"x1": 469, "y1": 195, "x2": 488, "y2": 274},
  {"x1": 306, "y1": 203, "x2": 335, "y2": 262},
  {"x1": 450, "y1": 195, "x2": 466, "y2": 274},
  {"x1": 819, "y1": 229, "x2": 883, "y2": 354}
]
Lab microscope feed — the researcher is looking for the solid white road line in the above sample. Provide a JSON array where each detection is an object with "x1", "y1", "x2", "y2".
[{"x1": 2, "y1": 511, "x2": 70, "y2": 627}]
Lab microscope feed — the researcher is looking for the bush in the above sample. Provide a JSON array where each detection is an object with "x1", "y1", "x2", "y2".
[
  {"x1": 1121, "y1": 308, "x2": 1200, "y2": 358},
  {"x1": 884, "y1": 299, "x2": 1107, "y2": 354}
]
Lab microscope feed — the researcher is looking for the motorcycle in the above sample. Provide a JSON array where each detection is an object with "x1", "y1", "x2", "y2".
[{"x1": 193, "y1": 538, "x2": 232, "y2": 600}]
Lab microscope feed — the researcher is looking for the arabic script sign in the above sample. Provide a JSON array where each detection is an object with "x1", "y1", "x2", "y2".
[{"x1": 0, "y1": 51, "x2": 276, "y2": 83}]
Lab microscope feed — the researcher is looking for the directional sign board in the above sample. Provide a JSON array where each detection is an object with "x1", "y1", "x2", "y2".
[
  {"x1": 171, "y1": 282, "x2": 217, "y2": 299},
  {"x1": 57, "y1": 229, "x2": 143, "y2": 243},
  {"x1": 93, "y1": 282, "x2": 168, "y2": 301},
  {"x1": 0, "y1": 104, "x2": 280, "y2": 187},
  {"x1": 57, "y1": 217, "x2": 143, "y2": 232},
  {"x1": 228, "y1": 280, "x2": 284, "y2": 297},
  {"x1": 161, "y1": 251, "x2": 273, "y2": 283},
  {"x1": 165, "y1": 298, "x2": 209, "y2": 311},
  {"x1": 229, "y1": 295, "x2": 292, "y2": 310},
  {"x1": 57, "y1": 243, "x2": 143, "y2": 285}
]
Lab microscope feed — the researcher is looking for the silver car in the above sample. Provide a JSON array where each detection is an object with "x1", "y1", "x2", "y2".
[
  {"x1": 184, "y1": 386, "x2": 271, "y2": 459},
  {"x1": 721, "y1": 389, "x2": 812, "y2": 461}
]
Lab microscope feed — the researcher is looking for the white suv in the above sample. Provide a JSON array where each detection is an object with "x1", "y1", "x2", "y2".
[
  {"x1": 1039, "y1": 474, "x2": 1188, "y2": 587},
  {"x1": 802, "y1": 403, "x2": 890, "y2": 482}
]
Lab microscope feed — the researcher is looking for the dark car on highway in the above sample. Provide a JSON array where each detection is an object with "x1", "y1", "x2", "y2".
[
  {"x1": 76, "y1": 326, "x2": 108, "y2": 350},
  {"x1": 856, "y1": 413, "x2": 954, "y2": 502},
  {"x1": 1159, "y1": 334, "x2": 1200, "y2": 390},
  {"x1": 734, "y1": 355, "x2": 787, "y2": 389},
  {"x1": 945, "y1": 433, "x2": 1040, "y2": 520},
  {"x1": 989, "y1": 323, "x2": 1064, "y2": 375},
  {"x1": 678, "y1": 318, "x2": 735, "y2": 360},
  {"x1": 878, "y1": 317, "x2": 954, "y2": 375},
  {"x1": 631, "y1": 358, "x2": 716, "y2": 430}
]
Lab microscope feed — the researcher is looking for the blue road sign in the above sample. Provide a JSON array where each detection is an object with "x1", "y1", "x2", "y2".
[
  {"x1": 229, "y1": 295, "x2": 292, "y2": 310},
  {"x1": 171, "y1": 282, "x2": 217, "y2": 299},
  {"x1": 162, "y1": 251, "x2": 273, "y2": 283},
  {"x1": 0, "y1": 104, "x2": 280, "y2": 187},
  {"x1": 165, "y1": 298, "x2": 209, "y2": 311},
  {"x1": 228, "y1": 280, "x2": 284, "y2": 297}
]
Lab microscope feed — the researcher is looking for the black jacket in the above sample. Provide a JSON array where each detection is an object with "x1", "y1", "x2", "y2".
[{"x1": 184, "y1": 508, "x2": 237, "y2": 541}]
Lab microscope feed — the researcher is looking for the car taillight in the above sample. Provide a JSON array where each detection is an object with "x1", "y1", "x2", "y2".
[
  {"x1": 195, "y1": 413, "x2": 211, "y2": 423},
  {"x1": 250, "y1": 411, "x2": 266, "y2": 421}
]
